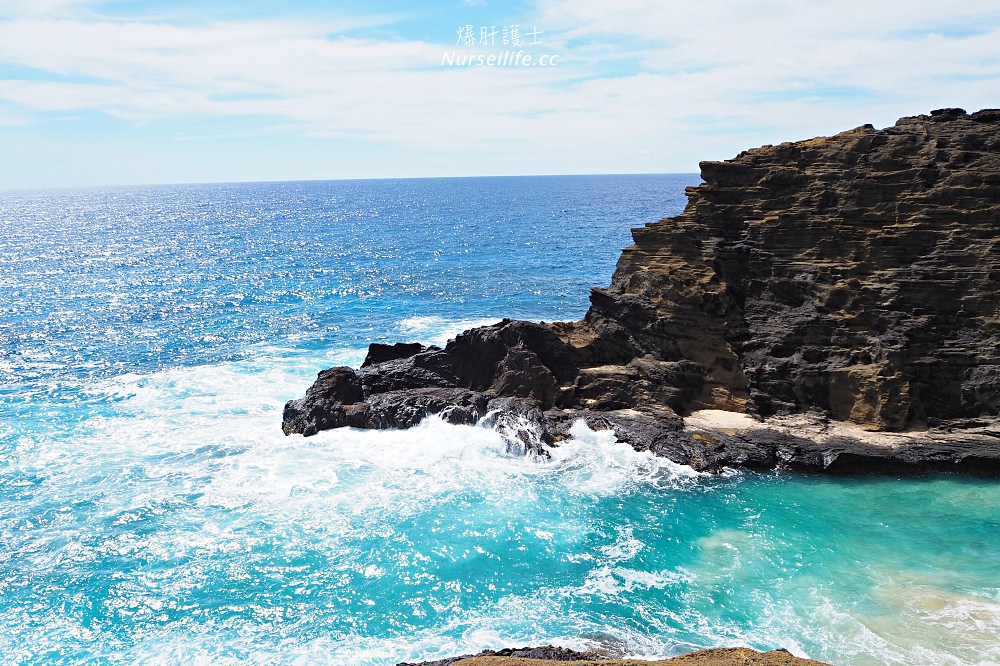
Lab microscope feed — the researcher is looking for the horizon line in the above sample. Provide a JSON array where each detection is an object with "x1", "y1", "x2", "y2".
[{"x1": 0, "y1": 170, "x2": 703, "y2": 194}]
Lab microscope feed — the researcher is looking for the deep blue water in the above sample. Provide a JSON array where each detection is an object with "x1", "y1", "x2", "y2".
[{"x1": 1, "y1": 175, "x2": 998, "y2": 665}]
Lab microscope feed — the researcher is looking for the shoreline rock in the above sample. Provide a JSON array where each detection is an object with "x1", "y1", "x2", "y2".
[
  {"x1": 284, "y1": 108, "x2": 1000, "y2": 474},
  {"x1": 396, "y1": 646, "x2": 830, "y2": 666}
]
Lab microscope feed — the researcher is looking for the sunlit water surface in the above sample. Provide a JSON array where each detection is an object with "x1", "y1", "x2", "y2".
[{"x1": 1, "y1": 176, "x2": 998, "y2": 665}]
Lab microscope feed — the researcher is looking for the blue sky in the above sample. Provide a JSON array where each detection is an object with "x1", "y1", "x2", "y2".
[{"x1": 2, "y1": 0, "x2": 999, "y2": 187}]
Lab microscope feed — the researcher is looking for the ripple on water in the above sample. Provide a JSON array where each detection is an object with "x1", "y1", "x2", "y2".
[{"x1": 2, "y1": 179, "x2": 999, "y2": 665}]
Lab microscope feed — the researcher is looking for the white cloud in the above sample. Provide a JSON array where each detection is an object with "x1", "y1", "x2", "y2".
[
  {"x1": 537, "y1": 0, "x2": 1000, "y2": 99},
  {"x1": 0, "y1": 0, "x2": 92, "y2": 17},
  {"x1": 0, "y1": 0, "x2": 998, "y2": 183},
  {"x1": 530, "y1": 0, "x2": 1000, "y2": 159},
  {"x1": 540, "y1": 0, "x2": 1000, "y2": 42},
  {"x1": 0, "y1": 15, "x2": 581, "y2": 149}
]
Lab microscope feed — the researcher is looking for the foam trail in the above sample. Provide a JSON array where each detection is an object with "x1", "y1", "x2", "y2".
[
  {"x1": 4, "y1": 338, "x2": 1000, "y2": 665},
  {"x1": 22, "y1": 351, "x2": 693, "y2": 665},
  {"x1": 397, "y1": 316, "x2": 503, "y2": 347}
]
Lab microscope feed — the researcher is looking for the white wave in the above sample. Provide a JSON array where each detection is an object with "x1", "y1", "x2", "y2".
[
  {"x1": 396, "y1": 315, "x2": 502, "y2": 347},
  {"x1": 576, "y1": 565, "x2": 688, "y2": 597},
  {"x1": 545, "y1": 420, "x2": 702, "y2": 494},
  {"x1": 600, "y1": 526, "x2": 644, "y2": 563},
  {"x1": 477, "y1": 407, "x2": 550, "y2": 458},
  {"x1": 7, "y1": 348, "x2": 999, "y2": 666},
  {"x1": 14, "y1": 351, "x2": 703, "y2": 578}
]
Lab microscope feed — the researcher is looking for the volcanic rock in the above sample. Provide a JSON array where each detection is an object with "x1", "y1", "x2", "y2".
[
  {"x1": 284, "y1": 109, "x2": 1000, "y2": 473},
  {"x1": 397, "y1": 646, "x2": 830, "y2": 666}
]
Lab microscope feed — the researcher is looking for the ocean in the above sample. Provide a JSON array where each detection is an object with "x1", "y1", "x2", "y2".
[{"x1": 1, "y1": 175, "x2": 998, "y2": 665}]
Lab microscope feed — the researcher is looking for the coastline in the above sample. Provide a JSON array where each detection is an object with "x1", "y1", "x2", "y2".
[
  {"x1": 4, "y1": 172, "x2": 999, "y2": 664},
  {"x1": 401, "y1": 647, "x2": 830, "y2": 666},
  {"x1": 284, "y1": 109, "x2": 1000, "y2": 476}
]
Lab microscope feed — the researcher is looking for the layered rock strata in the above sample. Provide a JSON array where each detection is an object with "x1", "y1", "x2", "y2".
[{"x1": 284, "y1": 109, "x2": 1000, "y2": 472}]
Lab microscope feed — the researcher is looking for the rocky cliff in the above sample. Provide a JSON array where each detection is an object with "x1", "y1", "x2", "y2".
[{"x1": 283, "y1": 108, "x2": 1000, "y2": 473}]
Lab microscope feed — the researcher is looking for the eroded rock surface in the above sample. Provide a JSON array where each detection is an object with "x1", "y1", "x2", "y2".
[
  {"x1": 396, "y1": 646, "x2": 830, "y2": 666},
  {"x1": 396, "y1": 644, "x2": 600, "y2": 666},
  {"x1": 284, "y1": 108, "x2": 1000, "y2": 472}
]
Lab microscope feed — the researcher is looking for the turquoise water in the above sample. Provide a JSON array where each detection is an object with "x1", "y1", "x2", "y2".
[{"x1": 1, "y1": 176, "x2": 998, "y2": 665}]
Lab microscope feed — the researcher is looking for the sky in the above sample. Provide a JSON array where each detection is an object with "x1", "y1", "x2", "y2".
[{"x1": 1, "y1": 0, "x2": 999, "y2": 187}]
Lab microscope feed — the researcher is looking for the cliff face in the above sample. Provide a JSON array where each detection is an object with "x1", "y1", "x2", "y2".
[
  {"x1": 587, "y1": 107, "x2": 1000, "y2": 430},
  {"x1": 283, "y1": 109, "x2": 1000, "y2": 472}
]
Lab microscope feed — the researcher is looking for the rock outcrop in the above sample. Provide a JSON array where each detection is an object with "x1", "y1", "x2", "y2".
[
  {"x1": 396, "y1": 644, "x2": 601, "y2": 665},
  {"x1": 397, "y1": 646, "x2": 830, "y2": 666},
  {"x1": 284, "y1": 108, "x2": 1000, "y2": 472}
]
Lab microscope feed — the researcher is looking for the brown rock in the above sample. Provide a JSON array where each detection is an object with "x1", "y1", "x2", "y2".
[
  {"x1": 284, "y1": 109, "x2": 1000, "y2": 473},
  {"x1": 400, "y1": 646, "x2": 829, "y2": 666}
]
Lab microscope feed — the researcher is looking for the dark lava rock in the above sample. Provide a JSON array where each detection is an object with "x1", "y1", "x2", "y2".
[
  {"x1": 362, "y1": 342, "x2": 427, "y2": 368},
  {"x1": 396, "y1": 644, "x2": 599, "y2": 665},
  {"x1": 285, "y1": 109, "x2": 1000, "y2": 473}
]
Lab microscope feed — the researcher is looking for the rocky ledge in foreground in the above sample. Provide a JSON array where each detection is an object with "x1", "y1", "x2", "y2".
[
  {"x1": 284, "y1": 108, "x2": 1000, "y2": 473},
  {"x1": 397, "y1": 645, "x2": 830, "y2": 666}
]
